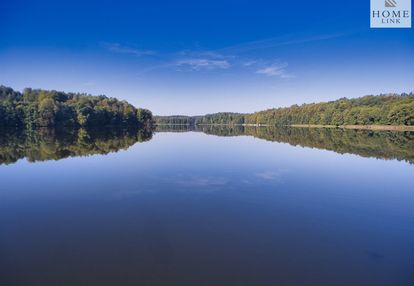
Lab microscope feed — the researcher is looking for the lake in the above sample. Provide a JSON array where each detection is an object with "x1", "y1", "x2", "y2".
[{"x1": 0, "y1": 126, "x2": 413, "y2": 286}]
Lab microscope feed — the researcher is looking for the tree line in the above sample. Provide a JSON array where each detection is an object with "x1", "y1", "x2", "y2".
[
  {"x1": 0, "y1": 86, "x2": 153, "y2": 128},
  {"x1": 154, "y1": 115, "x2": 200, "y2": 125},
  {"x1": 155, "y1": 113, "x2": 246, "y2": 125},
  {"x1": 245, "y1": 93, "x2": 414, "y2": 126},
  {"x1": 155, "y1": 93, "x2": 414, "y2": 126}
]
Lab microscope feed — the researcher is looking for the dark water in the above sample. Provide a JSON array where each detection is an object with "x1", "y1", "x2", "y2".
[{"x1": 0, "y1": 126, "x2": 413, "y2": 286}]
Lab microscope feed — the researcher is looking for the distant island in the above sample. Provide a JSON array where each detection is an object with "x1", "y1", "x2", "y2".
[
  {"x1": 155, "y1": 92, "x2": 414, "y2": 131},
  {"x1": 0, "y1": 86, "x2": 152, "y2": 129}
]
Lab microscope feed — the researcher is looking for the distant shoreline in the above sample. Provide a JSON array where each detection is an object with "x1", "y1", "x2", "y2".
[
  {"x1": 290, "y1": 124, "x2": 414, "y2": 132},
  {"x1": 155, "y1": 123, "x2": 414, "y2": 132}
]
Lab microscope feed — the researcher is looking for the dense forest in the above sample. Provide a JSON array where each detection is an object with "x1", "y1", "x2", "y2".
[
  {"x1": 154, "y1": 113, "x2": 245, "y2": 125},
  {"x1": 155, "y1": 93, "x2": 414, "y2": 127},
  {"x1": 196, "y1": 113, "x2": 246, "y2": 125},
  {"x1": 0, "y1": 86, "x2": 153, "y2": 128},
  {"x1": 246, "y1": 93, "x2": 414, "y2": 126},
  {"x1": 155, "y1": 113, "x2": 246, "y2": 125},
  {"x1": 3, "y1": 85, "x2": 413, "y2": 129},
  {"x1": 154, "y1": 115, "x2": 199, "y2": 125}
]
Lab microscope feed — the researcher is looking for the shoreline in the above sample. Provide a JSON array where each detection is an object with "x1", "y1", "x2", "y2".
[
  {"x1": 290, "y1": 124, "x2": 414, "y2": 132},
  {"x1": 155, "y1": 123, "x2": 414, "y2": 132}
]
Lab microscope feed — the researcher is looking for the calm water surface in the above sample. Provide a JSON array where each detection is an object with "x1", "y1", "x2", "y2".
[{"x1": 0, "y1": 127, "x2": 413, "y2": 286}]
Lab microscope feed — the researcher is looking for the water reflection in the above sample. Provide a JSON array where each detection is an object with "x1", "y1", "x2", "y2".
[
  {"x1": 0, "y1": 127, "x2": 152, "y2": 165},
  {"x1": 1, "y1": 125, "x2": 414, "y2": 165},
  {"x1": 1, "y1": 125, "x2": 413, "y2": 286},
  {"x1": 157, "y1": 125, "x2": 414, "y2": 164}
]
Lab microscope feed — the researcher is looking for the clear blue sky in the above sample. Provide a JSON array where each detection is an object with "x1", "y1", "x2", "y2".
[{"x1": 1, "y1": 0, "x2": 413, "y2": 115}]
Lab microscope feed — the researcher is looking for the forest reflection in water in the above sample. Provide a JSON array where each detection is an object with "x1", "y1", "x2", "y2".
[
  {"x1": 156, "y1": 125, "x2": 414, "y2": 164},
  {"x1": 1, "y1": 125, "x2": 414, "y2": 165},
  {"x1": 1, "y1": 124, "x2": 414, "y2": 286},
  {"x1": 0, "y1": 127, "x2": 153, "y2": 165}
]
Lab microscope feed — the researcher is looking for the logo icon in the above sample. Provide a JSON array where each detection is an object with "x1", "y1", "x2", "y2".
[
  {"x1": 385, "y1": 0, "x2": 397, "y2": 7},
  {"x1": 371, "y1": 0, "x2": 411, "y2": 28}
]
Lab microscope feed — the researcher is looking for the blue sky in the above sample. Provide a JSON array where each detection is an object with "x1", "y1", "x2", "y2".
[{"x1": 0, "y1": 0, "x2": 413, "y2": 115}]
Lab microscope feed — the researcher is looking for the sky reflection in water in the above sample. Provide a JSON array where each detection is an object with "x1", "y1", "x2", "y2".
[{"x1": 0, "y1": 128, "x2": 413, "y2": 286}]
